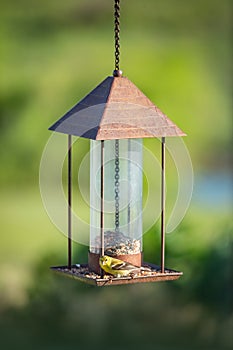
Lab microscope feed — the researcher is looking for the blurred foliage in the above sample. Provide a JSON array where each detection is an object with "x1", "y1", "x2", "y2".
[
  {"x1": 0, "y1": 0, "x2": 232, "y2": 184},
  {"x1": 0, "y1": 1, "x2": 232, "y2": 349},
  {"x1": 0, "y1": 228, "x2": 232, "y2": 350}
]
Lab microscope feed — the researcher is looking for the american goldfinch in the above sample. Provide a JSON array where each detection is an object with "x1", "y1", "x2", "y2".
[{"x1": 99, "y1": 255, "x2": 150, "y2": 278}]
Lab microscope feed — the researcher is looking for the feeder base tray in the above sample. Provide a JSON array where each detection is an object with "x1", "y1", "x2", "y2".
[{"x1": 51, "y1": 263, "x2": 183, "y2": 286}]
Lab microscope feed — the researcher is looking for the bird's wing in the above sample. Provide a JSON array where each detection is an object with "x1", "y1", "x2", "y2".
[
  {"x1": 111, "y1": 261, "x2": 127, "y2": 270},
  {"x1": 112, "y1": 260, "x2": 138, "y2": 271}
]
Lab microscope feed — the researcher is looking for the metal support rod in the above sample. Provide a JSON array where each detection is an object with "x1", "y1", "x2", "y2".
[
  {"x1": 161, "y1": 137, "x2": 166, "y2": 273},
  {"x1": 127, "y1": 139, "x2": 131, "y2": 235},
  {"x1": 115, "y1": 139, "x2": 120, "y2": 232},
  {"x1": 100, "y1": 141, "x2": 105, "y2": 278},
  {"x1": 68, "y1": 135, "x2": 72, "y2": 269},
  {"x1": 100, "y1": 141, "x2": 105, "y2": 258}
]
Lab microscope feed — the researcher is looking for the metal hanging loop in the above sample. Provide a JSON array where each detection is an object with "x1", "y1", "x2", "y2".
[{"x1": 113, "y1": 0, "x2": 123, "y2": 77}]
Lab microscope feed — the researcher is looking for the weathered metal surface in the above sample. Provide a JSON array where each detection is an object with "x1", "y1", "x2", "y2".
[
  {"x1": 51, "y1": 263, "x2": 183, "y2": 286},
  {"x1": 49, "y1": 76, "x2": 186, "y2": 139},
  {"x1": 88, "y1": 251, "x2": 142, "y2": 274},
  {"x1": 49, "y1": 77, "x2": 113, "y2": 138}
]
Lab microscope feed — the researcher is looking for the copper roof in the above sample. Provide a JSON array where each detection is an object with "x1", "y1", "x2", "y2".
[{"x1": 49, "y1": 76, "x2": 186, "y2": 139}]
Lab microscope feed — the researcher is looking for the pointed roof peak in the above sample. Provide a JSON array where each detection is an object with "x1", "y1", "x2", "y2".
[{"x1": 49, "y1": 76, "x2": 186, "y2": 140}]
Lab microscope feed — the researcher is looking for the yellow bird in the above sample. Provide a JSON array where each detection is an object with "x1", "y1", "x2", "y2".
[{"x1": 99, "y1": 255, "x2": 150, "y2": 278}]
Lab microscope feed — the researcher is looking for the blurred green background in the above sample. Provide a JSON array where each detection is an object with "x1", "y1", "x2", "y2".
[{"x1": 0, "y1": 0, "x2": 232, "y2": 349}]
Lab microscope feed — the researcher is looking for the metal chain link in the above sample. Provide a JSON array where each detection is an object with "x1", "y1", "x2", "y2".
[
  {"x1": 115, "y1": 139, "x2": 120, "y2": 232},
  {"x1": 114, "y1": 0, "x2": 120, "y2": 70},
  {"x1": 114, "y1": 1, "x2": 120, "y2": 231}
]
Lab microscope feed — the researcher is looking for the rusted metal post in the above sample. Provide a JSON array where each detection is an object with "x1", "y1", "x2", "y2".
[
  {"x1": 100, "y1": 141, "x2": 105, "y2": 258},
  {"x1": 100, "y1": 141, "x2": 105, "y2": 277},
  {"x1": 68, "y1": 135, "x2": 72, "y2": 269},
  {"x1": 161, "y1": 137, "x2": 166, "y2": 273},
  {"x1": 127, "y1": 139, "x2": 131, "y2": 235}
]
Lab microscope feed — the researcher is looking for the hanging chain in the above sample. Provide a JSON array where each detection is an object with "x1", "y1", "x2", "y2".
[
  {"x1": 114, "y1": 0, "x2": 121, "y2": 72},
  {"x1": 114, "y1": 1, "x2": 120, "y2": 231},
  {"x1": 115, "y1": 139, "x2": 120, "y2": 232}
]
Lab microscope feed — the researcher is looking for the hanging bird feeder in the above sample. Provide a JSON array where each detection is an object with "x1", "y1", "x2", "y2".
[{"x1": 49, "y1": 0, "x2": 186, "y2": 286}]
